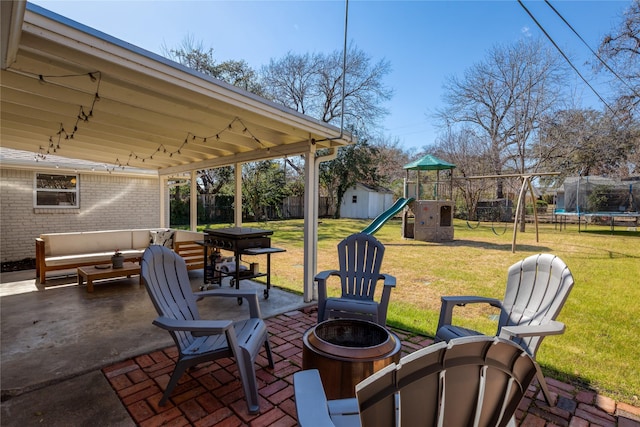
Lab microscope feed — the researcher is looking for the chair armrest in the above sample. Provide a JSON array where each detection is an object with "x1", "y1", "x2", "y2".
[
  {"x1": 293, "y1": 369, "x2": 336, "y2": 427},
  {"x1": 315, "y1": 269, "x2": 341, "y2": 283},
  {"x1": 437, "y1": 296, "x2": 503, "y2": 331},
  {"x1": 152, "y1": 316, "x2": 233, "y2": 337},
  {"x1": 377, "y1": 274, "x2": 397, "y2": 325},
  {"x1": 499, "y1": 320, "x2": 565, "y2": 339},
  {"x1": 315, "y1": 270, "x2": 341, "y2": 322},
  {"x1": 380, "y1": 273, "x2": 396, "y2": 288},
  {"x1": 194, "y1": 288, "x2": 262, "y2": 319}
]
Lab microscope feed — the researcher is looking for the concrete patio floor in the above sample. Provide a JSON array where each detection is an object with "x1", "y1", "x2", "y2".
[
  {"x1": 0, "y1": 267, "x2": 308, "y2": 426},
  {"x1": 1, "y1": 268, "x2": 639, "y2": 426}
]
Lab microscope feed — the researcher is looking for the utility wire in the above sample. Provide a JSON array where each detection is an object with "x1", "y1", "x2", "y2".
[
  {"x1": 544, "y1": 0, "x2": 640, "y2": 98},
  {"x1": 517, "y1": 0, "x2": 614, "y2": 114}
]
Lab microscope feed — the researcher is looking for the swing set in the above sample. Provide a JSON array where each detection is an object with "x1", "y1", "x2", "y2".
[{"x1": 456, "y1": 172, "x2": 560, "y2": 252}]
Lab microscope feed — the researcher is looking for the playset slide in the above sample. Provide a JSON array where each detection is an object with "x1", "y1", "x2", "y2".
[{"x1": 361, "y1": 197, "x2": 414, "y2": 235}]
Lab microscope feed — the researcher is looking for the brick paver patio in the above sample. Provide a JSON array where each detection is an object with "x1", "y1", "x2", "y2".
[{"x1": 103, "y1": 306, "x2": 640, "y2": 427}]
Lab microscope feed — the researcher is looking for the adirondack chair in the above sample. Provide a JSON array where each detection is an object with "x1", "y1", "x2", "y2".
[
  {"x1": 141, "y1": 245, "x2": 274, "y2": 414},
  {"x1": 294, "y1": 336, "x2": 537, "y2": 427},
  {"x1": 316, "y1": 233, "x2": 396, "y2": 326},
  {"x1": 435, "y1": 253, "x2": 574, "y2": 406}
]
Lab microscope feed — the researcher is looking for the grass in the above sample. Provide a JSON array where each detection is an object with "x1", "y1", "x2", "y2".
[{"x1": 199, "y1": 218, "x2": 640, "y2": 405}]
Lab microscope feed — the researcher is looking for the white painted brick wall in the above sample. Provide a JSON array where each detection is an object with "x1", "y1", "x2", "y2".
[{"x1": 1, "y1": 169, "x2": 160, "y2": 262}]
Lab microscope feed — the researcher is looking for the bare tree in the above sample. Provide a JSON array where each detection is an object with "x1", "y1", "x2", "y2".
[
  {"x1": 437, "y1": 38, "x2": 567, "y2": 199},
  {"x1": 597, "y1": 0, "x2": 640, "y2": 118},
  {"x1": 262, "y1": 45, "x2": 393, "y2": 216},
  {"x1": 261, "y1": 52, "x2": 320, "y2": 115},
  {"x1": 261, "y1": 44, "x2": 392, "y2": 131},
  {"x1": 431, "y1": 127, "x2": 493, "y2": 220},
  {"x1": 370, "y1": 135, "x2": 411, "y2": 191},
  {"x1": 536, "y1": 108, "x2": 640, "y2": 179},
  {"x1": 163, "y1": 35, "x2": 264, "y2": 95}
]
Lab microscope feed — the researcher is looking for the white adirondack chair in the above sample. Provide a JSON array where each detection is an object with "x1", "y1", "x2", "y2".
[
  {"x1": 435, "y1": 253, "x2": 575, "y2": 405},
  {"x1": 294, "y1": 336, "x2": 537, "y2": 427}
]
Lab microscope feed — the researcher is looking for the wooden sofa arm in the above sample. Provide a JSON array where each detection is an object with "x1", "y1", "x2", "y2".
[
  {"x1": 174, "y1": 240, "x2": 204, "y2": 270},
  {"x1": 35, "y1": 238, "x2": 45, "y2": 277}
]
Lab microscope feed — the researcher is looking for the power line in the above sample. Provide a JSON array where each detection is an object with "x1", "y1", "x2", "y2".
[
  {"x1": 517, "y1": 0, "x2": 615, "y2": 114},
  {"x1": 544, "y1": 0, "x2": 640, "y2": 99}
]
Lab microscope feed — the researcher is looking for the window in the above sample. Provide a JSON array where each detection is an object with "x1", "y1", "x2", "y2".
[
  {"x1": 35, "y1": 173, "x2": 79, "y2": 208},
  {"x1": 352, "y1": 195, "x2": 358, "y2": 203}
]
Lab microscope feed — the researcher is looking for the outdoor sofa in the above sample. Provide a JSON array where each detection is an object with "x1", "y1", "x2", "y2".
[{"x1": 35, "y1": 228, "x2": 204, "y2": 284}]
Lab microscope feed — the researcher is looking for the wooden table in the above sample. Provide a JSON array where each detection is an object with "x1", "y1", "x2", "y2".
[{"x1": 77, "y1": 262, "x2": 141, "y2": 293}]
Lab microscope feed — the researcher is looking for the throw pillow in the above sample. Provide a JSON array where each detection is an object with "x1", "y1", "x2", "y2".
[{"x1": 149, "y1": 230, "x2": 174, "y2": 248}]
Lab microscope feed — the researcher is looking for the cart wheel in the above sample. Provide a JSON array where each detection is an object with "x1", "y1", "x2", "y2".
[
  {"x1": 263, "y1": 289, "x2": 269, "y2": 299},
  {"x1": 237, "y1": 297, "x2": 243, "y2": 306}
]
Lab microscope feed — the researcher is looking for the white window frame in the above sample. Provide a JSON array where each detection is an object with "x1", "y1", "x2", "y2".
[{"x1": 34, "y1": 172, "x2": 79, "y2": 208}]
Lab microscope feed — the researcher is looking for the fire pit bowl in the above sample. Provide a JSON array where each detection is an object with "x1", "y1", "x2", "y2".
[{"x1": 302, "y1": 319, "x2": 401, "y2": 399}]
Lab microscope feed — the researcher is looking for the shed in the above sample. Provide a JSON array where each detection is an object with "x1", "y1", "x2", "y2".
[{"x1": 340, "y1": 183, "x2": 394, "y2": 219}]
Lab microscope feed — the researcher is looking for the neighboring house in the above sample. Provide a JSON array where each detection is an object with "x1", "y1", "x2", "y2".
[
  {"x1": 340, "y1": 183, "x2": 394, "y2": 219},
  {"x1": 0, "y1": 148, "x2": 162, "y2": 262}
]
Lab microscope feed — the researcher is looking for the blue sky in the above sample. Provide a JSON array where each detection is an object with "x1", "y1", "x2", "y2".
[{"x1": 31, "y1": 0, "x2": 632, "y2": 153}]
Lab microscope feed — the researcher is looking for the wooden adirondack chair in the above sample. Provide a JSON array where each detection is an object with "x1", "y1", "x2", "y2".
[
  {"x1": 294, "y1": 336, "x2": 537, "y2": 427},
  {"x1": 141, "y1": 245, "x2": 274, "y2": 414},
  {"x1": 435, "y1": 253, "x2": 575, "y2": 405},
  {"x1": 316, "y1": 233, "x2": 396, "y2": 326}
]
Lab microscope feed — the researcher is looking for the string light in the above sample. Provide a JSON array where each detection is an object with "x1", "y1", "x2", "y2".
[
  {"x1": 106, "y1": 116, "x2": 276, "y2": 172},
  {"x1": 38, "y1": 71, "x2": 102, "y2": 157},
  {"x1": 31, "y1": 69, "x2": 274, "y2": 172}
]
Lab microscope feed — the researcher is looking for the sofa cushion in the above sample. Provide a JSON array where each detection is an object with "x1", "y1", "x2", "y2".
[
  {"x1": 132, "y1": 229, "x2": 152, "y2": 249},
  {"x1": 173, "y1": 230, "x2": 204, "y2": 242},
  {"x1": 45, "y1": 249, "x2": 145, "y2": 267},
  {"x1": 42, "y1": 231, "x2": 134, "y2": 257}
]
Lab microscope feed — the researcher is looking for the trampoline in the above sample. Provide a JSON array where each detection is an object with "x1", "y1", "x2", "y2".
[
  {"x1": 555, "y1": 211, "x2": 640, "y2": 232},
  {"x1": 554, "y1": 176, "x2": 639, "y2": 232}
]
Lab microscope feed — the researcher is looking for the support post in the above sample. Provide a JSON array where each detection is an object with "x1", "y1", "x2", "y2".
[
  {"x1": 190, "y1": 170, "x2": 198, "y2": 231},
  {"x1": 234, "y1": 162, "x2": 242, "y2": 227},
  {"x1": 303, "y1": 141, "x2": 318, "y2": 302},
  {"x1": 160, "y1": 176, "x2": 168, "y2": 228}
]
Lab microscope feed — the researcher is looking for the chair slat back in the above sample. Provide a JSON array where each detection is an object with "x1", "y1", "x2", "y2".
[
  {"x1": 500, "y1": 253, "x2": 574, "y2": 356},
  {"x1": 337, "y1": 233, "x2": 385, "y2": 300},
  {"x1": 356, "y1": 337, "x2": 537, "y2": 427},
  {"x1": 141, "y1": 245, "x2": 200, "y2": 352}
]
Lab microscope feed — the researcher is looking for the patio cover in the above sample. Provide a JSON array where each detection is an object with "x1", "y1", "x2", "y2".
[{"x1": 1, "y1": 0, "x2": 352, "y2": 301}]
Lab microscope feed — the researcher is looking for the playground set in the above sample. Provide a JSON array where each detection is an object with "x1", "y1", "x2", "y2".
[
  {"x1": 360, "y1": 154, "x2": 456, "y2": 243},
  {"x1": 359, "y1": 152, "x2": 639, "y2": 249}
]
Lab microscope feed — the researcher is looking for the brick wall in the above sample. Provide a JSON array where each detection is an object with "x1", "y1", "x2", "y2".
[{"x1": 0, "y1": 169, "x2": 160, "y2": 262}]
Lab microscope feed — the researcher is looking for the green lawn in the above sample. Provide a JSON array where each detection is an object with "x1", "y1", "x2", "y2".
[{"x1": 201, "y1": 218, "x2": 640, "y2": 405}]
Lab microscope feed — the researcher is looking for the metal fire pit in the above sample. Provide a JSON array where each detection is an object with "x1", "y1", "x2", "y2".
[{"x1": 302, "y1": 319, "x2": 401, "y2": 399}]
